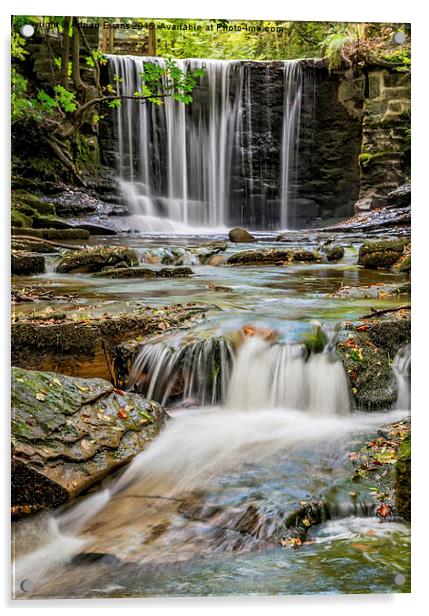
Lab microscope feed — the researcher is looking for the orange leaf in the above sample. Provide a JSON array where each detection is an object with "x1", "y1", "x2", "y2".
[
  {"x1": 377, "y1": 503, "x2": 391, "y2": 517},
  {"x1": 118, "y1": 409, "x2": 128, "y2": 419}
]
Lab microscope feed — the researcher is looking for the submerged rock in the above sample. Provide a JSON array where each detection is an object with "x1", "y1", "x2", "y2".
[
  {"x1": 357, "y1": 238, "x2": 410, "y2": 270},
  {"x1": 57, "y1": 246, "x2": 139, "y2": 274},
  {"x1": 93, "y1": 266, "x2": 194, "y2": 279},
  {"x1": 228, "y1": 227, "x2": 256, "y2": 243},
  {"x1": 11, "y1": 251, "x2": 45, "y2": 276},
  {"x1": 11, "y1": 367, "x2": 167, "y2": 512},
  {"x1": 227, "y1": 248, "x2": 323, "y2": 266}
]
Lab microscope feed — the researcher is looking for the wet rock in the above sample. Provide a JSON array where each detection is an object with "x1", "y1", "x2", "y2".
[
  {"x1": 387, "y1": 183, "x2": 411, "y2": 209},
  {"x1": 11, "y1": 367, "x2": 167, "y2": 512},
  {"x1": 12, "y1": 304, "x2": 208, "y2": 381},
  {"x1": 366, "y1": 319, "x2": 411, "y2": 359},
  {"x1": 333, "y1": 282, "x2": 411, "y2": 300},
  {"x1": 93, "y1": 267, "x2": 194, "y2": 279},
  {"x1": 207, "y1": 254, "x2": 226, "y2": 266},
  {"x1": 336, "y1": 330, "x2": 396, "y2": 410},
  {"x1": 72, "y1": 223, "x2": 118, "y2": 236},
  {"x1": 70, "y1": 552, "x2": 121, "y2": 566},
  {"x1": 12, "y1": 227, "x2": 90, "y2": 241},
  {"x1": 227, "y1": 248, "x2": 323, "y2": 266},
  {"x1": 228, "y1": 227, "x2": 256, "y2": 243},
  {"x1": 11, "y1": 251, "x2": 45, "y2": 276},
  {"x1": 11, "y1": 238, "x2": 59, "y2": 254},
  {"x1": 321, "y1": 244, "x2": 344, "y2": 261},
  {"x1": 358, "y1": 238, "x2": 410, "y2": 270},
  {"x1": 57, "y1": 246, "x2": 139, "y2": 274},
  {"x1": 31, "y1": 215, "x2": 75, "y2": 230},
  {"x1": 395, "y1": 431, "x2": 411, "y2": 521}
]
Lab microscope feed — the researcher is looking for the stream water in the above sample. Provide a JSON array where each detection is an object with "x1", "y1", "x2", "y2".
[{"x1": 12, "y1": 230, "x2": 411, "y2": 598}]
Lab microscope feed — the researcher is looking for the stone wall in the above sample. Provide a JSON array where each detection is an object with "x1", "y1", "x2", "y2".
[{"x1": 354, "y1": 68, "x2": 411, "y2": 212}]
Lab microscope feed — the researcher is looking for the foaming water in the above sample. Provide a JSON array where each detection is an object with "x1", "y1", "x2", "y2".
[
  {"x1": 226, "y1": 337, "x2": 350, "y2": 414},
  {"x1": 393, "y1": 344, "x2": 411, "y2": 410}
]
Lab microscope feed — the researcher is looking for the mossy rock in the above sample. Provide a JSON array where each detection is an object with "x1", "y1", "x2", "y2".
[
  {"x1": 11, "y1": 304, "x2": 208, "y2": 380},
  {"x1": 396, "y1": 254, "x2": 411, "y2": 273},
  {"x1": 366, "y1": 319, "x2": 411, "y2": 359},
  {"x1": 12, "y1": 189, "x2": 56, "y2": 215},
  {"x1": 358, "y1": 238, "x2": 410, "y2": 270},
  {"x1": 11, "y1": 209, "x2": 33, "y2": 229},
  {"x1": 11, "y1": 367, "x2": 167, "y2": 512},
  {"x1": 227, "y1": 248, "x2": 324, "y2": 266},
  {"x1": 12, "y1": 227, "x2": 90, "y2": 240},
  {"x1": 321, "y1": 244, "x2": 345, "y2": 261},
  {"x1": 57, "y1": 246, "x2": 139, "y2": 274},
  {"x1": 395, "y1": 431, "x2": 411, "y2": 521},
  {"x1": 11, "y1": 238, "x2": 59, "y2": 254},
  {"x1": 93, "y1": 266, "x2": 194, "y2": 279},
  {"x1": 31, "y1": 214, "x2": 74, "y2": 230},
  {"x1": 11, "y1": 251, "x2": 45, "y2": 276},
  {"x1": 336, "y1": 331, "x2": 396, "y2": 410}
]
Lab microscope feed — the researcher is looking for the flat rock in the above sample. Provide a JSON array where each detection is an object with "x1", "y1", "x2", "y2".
[
  {"x1": 227, "y1": 248, "x2": 323, "y2": 266},
  {"x1": 57, "y1": 246, "x2": 139, "y2": 273},
  {"x1": 12, "y1": 251, "x2": 45, "y2": 275},
  {"x1": 93, "y1": 266, "x2": 194, "y2": 279}
]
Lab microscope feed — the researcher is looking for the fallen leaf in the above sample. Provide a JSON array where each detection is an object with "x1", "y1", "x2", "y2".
[
  {"x1": 35, "y1": 392, "x2": 46, "y2": 401},
  {"x1": 377, "y1": 503, "x2": 391, "y2": 518}
]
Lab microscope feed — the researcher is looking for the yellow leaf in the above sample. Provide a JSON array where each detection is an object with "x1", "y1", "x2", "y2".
[{"x1": 35, "y1": 392, "x2": 46, "y2": 401}]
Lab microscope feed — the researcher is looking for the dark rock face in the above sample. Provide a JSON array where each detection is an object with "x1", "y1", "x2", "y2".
[
  {"x1": 11, "y1": 367, "x2": 167, "y2": 512},
  {"x1": 56, "y1": 246, "x2": 139, "y2": 273},
  {"x1": 387, "y1": 183, "x2": 411, "y2": 208},
  {"x1": 12, "y1": 251, "x2": 45, "y2": 276},
  {"x1": 228, "y1": 227, "x2": 256, "y2": 243}
]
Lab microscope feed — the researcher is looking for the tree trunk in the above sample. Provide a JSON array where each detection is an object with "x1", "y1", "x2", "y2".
[{"x1": 60, "y1": 17, "x2": 71, "y2": 88}]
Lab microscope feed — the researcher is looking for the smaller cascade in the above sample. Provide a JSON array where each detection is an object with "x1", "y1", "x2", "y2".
[
  {"x1": 226, "y1": 335, "x2": 350, "y2": 415},
  {"x1": 128, "y1": 337, "x2": 234, "y2": 406},
  {"x1": 393, "y1": 344, "x2": 411, "y2": 410}
]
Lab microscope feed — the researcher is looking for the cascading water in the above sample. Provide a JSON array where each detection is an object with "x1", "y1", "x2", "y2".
[
  {"x1": 127, "y1": 337, "x2": 234, "y2": 405},
  {"x1": 393, "y1": 344, "x2": 411, "y2": 410},
  {"x1": 280, "y1": 61, "x2": 302, "y2": 229},
  {"x1": 107, "y1": 55, "x2": 303, "y2": 231}
]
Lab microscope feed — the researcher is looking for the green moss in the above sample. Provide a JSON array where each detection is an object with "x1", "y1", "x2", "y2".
[
  {"x1": 75, "y1": 134, "x2": 100, "y2": 176},
  {"x1": 358, "y1": 151, "x2": 394, "y2": 168},
  {"x1": 395, "y1": 431, "x2": 411, "y2": 521},
  {"x1": 12, "y1": 227, "x2": 90, "y2": 240},
  {"x1": 11, "y1": 208, "x2": 32, "y2": 228}
]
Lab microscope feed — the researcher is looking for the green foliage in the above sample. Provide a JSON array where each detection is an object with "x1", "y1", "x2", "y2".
[
  {"x1": 321, "y1": 31, "x2": 350, "y2": 70},
  {"x1": 54, "y1": 85, "x2": 77, "y2": 112}
]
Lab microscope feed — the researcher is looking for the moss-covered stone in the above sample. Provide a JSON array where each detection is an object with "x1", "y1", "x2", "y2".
[
  {"x1": 366, "y1": 319, "x2": 411, "y2": 359},
  {"x1": 12, "y1": 227, "x2": 90, "y2": 240},
  {"x1": 11, "y1": 367, "x2": 167, "y2": 512},
  {"x1": 321, "y1": 244, "x2": 345, "y2": 261},
  {"x1": 11, "y1": 209, "x2": 33, "y2": 228},
  {"x1": 227, "y1": 248, "x2": 324, "y2": 266},
  {"x1": 336, "y1": 331, "x2": 396, "y2": 410},
  {"x1": 93, "y1": 266, "x2": 194, "y2": 279},
  {"x1": 358, "y1": 238, "x2": 410, "y2": 270},
  {"x1": 12, "y1": 304, "x2": 208, "y2": 380},
  {"x1": 11, "y1": 251, "x2": 45, "y2": 276},
  {"x1": 395, "y1": 431, "x2": 411, "y2": 521},
  {"x1": 57, "y1": 246, "x2": 139, "y2": 274}
]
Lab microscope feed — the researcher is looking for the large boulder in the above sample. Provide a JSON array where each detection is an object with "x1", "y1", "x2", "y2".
[
  {"x1": 11, "y1": 251, "x2": 45, "y2": 275},
  {"x1": 227, "y1": 248, "x2": 323, "y2": 266},
  {"x1": 11, "y1": 367, "x2": 167, "y2": 514},
  {"x1": 321, "y1": 244, "x2": 345, "y2": 261},
  {"x1": 57, "y1": 246, "x2": 139, "y2": 273},
  {"x1": 228, "y1": 227, "x2": 256, "y2": 243}
]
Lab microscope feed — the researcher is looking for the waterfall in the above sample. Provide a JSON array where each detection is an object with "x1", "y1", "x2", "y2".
[
  {"x1": 393, "y1": 344, "x2": 411, "y2": 410},
  {"x1": 127, "y1": 334, "x2": 350, "y2": 415},
  {"x1": 107, "y1": 56, "x2": 303, "y2": 231},
  {"x1": 280, "y1": 61, "x2": 303, "y2": 229},
  {"x1": 225, "y1": 337, "x2": 350, "y2": 414},
  {"x1": 128, "y1": 337, "x2": 234, "y2": 406}
]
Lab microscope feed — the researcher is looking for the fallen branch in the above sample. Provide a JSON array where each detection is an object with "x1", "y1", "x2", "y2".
[{"x1": 360, "y1": 305, "x2": 411, "y2": 319}]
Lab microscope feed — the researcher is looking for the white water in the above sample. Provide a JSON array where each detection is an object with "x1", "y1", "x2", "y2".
[
  {"x1": 107, "y1": 55, "x2": 303, "y2": 231},
  {"x1": 280, "y1": 61, "x2": 302, "y2": 229},
  {"x1": 393, "y1": 344, "x2": 411, "y2": 410}
]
